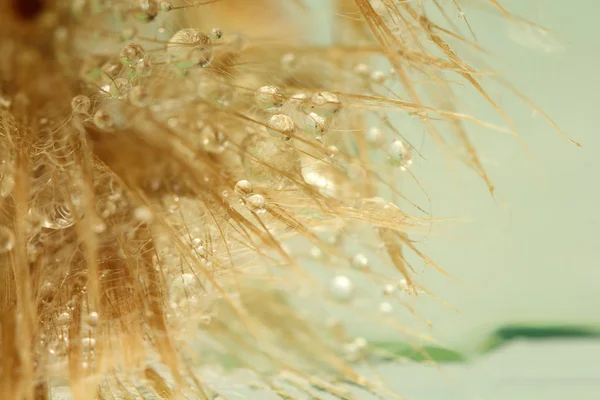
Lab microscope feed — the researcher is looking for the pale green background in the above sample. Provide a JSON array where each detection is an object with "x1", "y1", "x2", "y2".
[{"x1": 304, "y1": 0, "x2": 600, "y2": 349}]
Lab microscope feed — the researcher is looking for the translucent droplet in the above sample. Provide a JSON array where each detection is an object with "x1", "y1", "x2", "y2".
[
  {"x1": 351, "y1": 253, "x2": 369, "y2": 269},
  {"x1": 234, "y1": 180, "x2": 253, "y2": 196},
  {"x1": 120, "y1": 43, "x2": 145, "y2": 67},
  {"x1": 382, "y1": 283, "x2": 396, "y2": 296},
  {"x1": 39, "y1": 282, "x2": 56, "y2": 304},
  {"x1": 267, "y1": 114, "x2": 295, "y2": 140},
  {"x1": 379, "y1": 301, "x2": 393, "y2": 315},
  {"x1": 0, "y1": 226, "x2": 15, "y2": 253},
  {"x1": 159, "y1": 1, "x2": 173, "y2": 12},
  {"x1": 56, "y1": 312, "x2": 72, "y2": 326},
  {"x1": 134, "y1": 205, "x2": 154, "y2": 223},
  {"x1": 81, "y1": 337, "x2": 96, "y2": 351},
  {"x1": 71, "y1": 95, "x2": 91, "y2": 115},
  {"x1": 167, "y1": 29, "x2": 214, "y2": 68},
  {"x1": 210, "y1": 27, "x2": 223, "y2": 39},
  {"x1": 136, "y1": 55, "x2": 153, "y2": 77},
  {"x1": 330, "y1": 275, "x2": 353, "y2": 301},
  {"x1": 370, "y1": 70, "x2": 386, "y2": 84},
  {"x1": 305, "y1": 112, "x2": 329, "y2": 138},
  {"x1": 137, "y1": 0, "x2": 159, "y2": 22},
  {"x1": 121, "y1": 25, "x2": 138, "y2": 41},
  {"x1": 93, "y1": 110, "x2": 113, "y2": 130},
  {"x1": 309, "y1": 92, "x2": 340, "y2": 116},
  {"x1": 254, "y1": 85, "x2": 283, "y2": 111},
  {"x1": 40, "y1": 204, "x2": 78, "y2": 230},
  {"x1": 86, "y1": 312, "x2": 99, "y2": 327},
  {"x1": 309, "y1": 246, "x2": 323, "y2": 259},
  {"x1": 281, "y1": 53, "x2": 297, "y2": 71},
  {"x1": 388, "y1": 140, "x2": 412, "y2": 169},
  {"x1": 354, "y1": 63, "x2": 370, "y2": 77},
  {"x1": 0, "y1": 151, "x2": 15, "y2": 197},
  {"x1": 365, "y1": 127, "x2": 384, "y2": 146},
  {"x1": 245, "y1": 194, "x2": 267, "y2": 214}
]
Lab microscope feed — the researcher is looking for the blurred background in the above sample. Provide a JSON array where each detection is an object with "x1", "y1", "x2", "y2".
[{"x1": 314, "y1": 0, "x2": 600, "y2": 398}]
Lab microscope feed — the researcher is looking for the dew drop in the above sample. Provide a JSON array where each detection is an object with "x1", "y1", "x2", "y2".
[
  {"x1": 382, "y1": 283, "x2": 396, "y2": 296},
  {"x1": 0, "y1": 226, "x2": 15, "y2": 253},
  {"x1": 246, "y1": 194, "x2": 267, "y2": 214},
  {"x1": 255, "y1": 85, "x2": 283, "y2": 111},
  {"x1": 137, "y1": 0, "x2": 159, "y2": 22},
  {"x1": 86, "y1": 312, "x2": 99, "y2": 327},
  {"x1": 120, "y1": 43, "x2": 145, "y2": 67},
  {"x1": 365, "y1": 127, "x2": 384, "y2": 146},
  {"x1": 330, "y1": 275, "x2": 354, "y2": 301},
  {"x1": 305, "y1": 112, "x2": 329, "y2": 138},
  {"x1": 309, "y1": 92, "x2": 340, "y2": 116},
  {"x1": 351, "y1": 253, "x2": 369, "y2": 270},
  {"x1": 388, "y1": 140, "x2": 412, "y2": 170},
  {"x1": 234, "y1": 180, "x2": 253, "y2": 196},
  {"x1": 159, "y1": 1, "x2": 173, "y2": 12},
  {"x1": 93, "y1": 110, "x2": 113, "y2": 130},
  {"x1": 81, "y1": 337, "x2": 96, "y2": 351},
  {"x1": 267, "y1": 114, "x2": 295, "y2": 140},
  {"x1": 56, "y1": 312, "x2": 72, "y2": 326},
  {"x1": 354, "y1": 63, "x2": 370, "y2": 77},
  {"x1": 210, "y1": 27, "x2": 223, "y2": 39},
  {"x1": 379, "y1": 301, "x2": 393, "y2": 315},
  {"x1": 167, "y1": 29, "x2": 214, "y2": 68},
  {"x1": 136, "y1": 55, "x2": 153, "y2": 77},
  {"x1": 134, "y1": 205, "x2": 154, "y2": 223},
  {"x1": 121, "y1": 25, "x2": 138, "y2": 41},
  {"x1": 370, "y1": 70, "x2": 386, "y2": 84},
  {"x1": 39, "y1": 282, "x2": 56, "y2": 304},
  {"x1": 71, "y1": 95, "x2": 91, "y2": 115}
]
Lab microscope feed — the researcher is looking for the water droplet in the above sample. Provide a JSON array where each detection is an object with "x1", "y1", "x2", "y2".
[
  {"x1": 382, "y1": 283, "x2": 396, "y2": 296},
  {"x1": 56, "y1": 312, "x2": 72, "y2": 326},
  {"x1": 121, "y1": 25, "x2": 138, "y2": 41},
  {"x1": 388, "y1": 140, "x2": 412, "y2": 170},
  {"x1": 245, "y1": 194, "x2": 267, "y2": 214},
  {"x1": 379, "y1": 302, "x2": 393, "y2": 315},
  {"x1": 365, "y1": 127, "x2": 384, "y2": 146},
  {"x1": 210, "y1": 27, "x2": 223, "y2": 39},
  {"x1": 370, "y1": 70, "x2": 386, "y2": 84},
  {"x1": 136, "y1": 55, "x2": 153, "y2": 77},
  {"x1": 81, "y1": 337, "x2": 96, "y2": 351},
  {"x1": 255, "y1": 85, "x2": 283, "y2": 111},
  {"x1": 330, "y1": 275, "x2": 353, "y2": 301},
  {"x1": 309, "y1": 92, "x2": 340, "y2": 116},
  {"x1": 305, "y1": 112, "x2": 328, "y2": 138},
  {"x1": 120, "y1": 43, "x2": 145, "y2": 67},
  {"x1": 93, "y1": 110, "x2": 113, "y2": 130},
  {"x1": 167, "y1": 29, "x2": 214, "y2": 68},
  {"x1": 267, "y1": 114, "x2": 295, "y2": 140},
  {"x1": 86, "y1": 312, "x2": 99, "y2": 327},
  {"x1": 137, "y1": 0, "x2": 159, "y2": 22},
  {"x1": 39, "y1": 282, "x2": 56, "y2": 304},
  {"x1": 309, "y1": 246, "x2": 323, "y2": 259},
  {"x1": 234, "y1": 180, "x2": 253, "y2": 196},
  {"x1": 0, "y1": 150, "x2": 15, "y2": 197},
  {"x1": 71, "y1": 95, "x2": 91, "y2": 115},
  {"x1": 351, "y1": 253, "x2": 369, "y2": 270},
  {"x1": 159, "y1": 1, "x2": 173, "y2": 12},
  {"x1": 354, "y1": 63, "x2": 370, "y2": 77},
  {"x1": 134, "y1": 206, "x2": 154, "y2": 223},
  {"x1": 0, "y1": 226, "x2": 15, "y2": 253},
  {"x1": 281, "y1": 53, "x2": 297, "y2": 71}
]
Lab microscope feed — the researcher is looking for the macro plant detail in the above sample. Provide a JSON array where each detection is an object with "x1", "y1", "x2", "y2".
[{"x1": 0, "y1": 0, "x2": 576, "y2": 399}]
